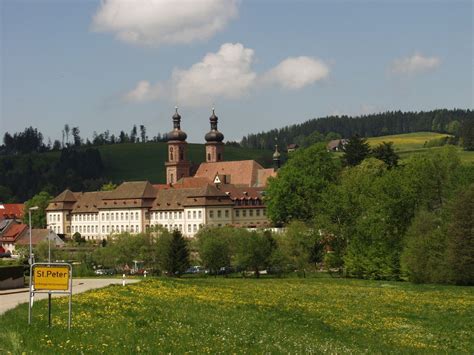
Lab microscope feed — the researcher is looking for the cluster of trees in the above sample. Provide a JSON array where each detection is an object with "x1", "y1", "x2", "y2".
[
  {"x1": 91, "y1": 125, "x2": 168, "y2": 146},
  {"x1": 265, "y1": 143, "x2": 473, "y2": 284},
  {"x1": 1, "y1": 124, "x2": 170, "y2": 157},
  {"x1": 241, "y1": 109, "x2": 473, "y2": 151},
  {"x1": 0, "y1": 147, "x2": 105, "y2": 202},
  {"x1": 43, "y1": 223, "x2": 324, "y2": 278},
  {"x1": 1, "y1": 127, "x2": 47, "y2": 155}
]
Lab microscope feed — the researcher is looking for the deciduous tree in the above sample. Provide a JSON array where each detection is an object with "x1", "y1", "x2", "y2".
[{"x1": 265, "y1": 143, "x2": 340, "y2": 225}]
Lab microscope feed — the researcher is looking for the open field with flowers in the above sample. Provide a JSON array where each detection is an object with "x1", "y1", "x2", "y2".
[{"x1": 1, "y1": 277, "x2": 473, "y2": 354}]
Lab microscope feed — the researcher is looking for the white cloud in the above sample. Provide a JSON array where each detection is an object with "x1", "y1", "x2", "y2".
[
  {"x1": 92, "y1": 0, "x2": 239, "y2": 47},
  {"x1": 172, "y1": 43, "x2": 257, "y2": 106},
  {"x1": 124, "y1": 43, "x2": 329, "y2": 106},
  {"x1": 124, "y1": 80, "x2": 150, "y2": 102},
  {"x1": 262, "y1": 56, "x2": 329, "y2": 90},
  {"x1": 390, "y1": 53, "x2": 441, "y2": 75}
]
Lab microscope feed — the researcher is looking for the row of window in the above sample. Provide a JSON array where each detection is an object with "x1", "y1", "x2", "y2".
[
  {"x1": 151, "y1": 211, "x2": 185, "y2": 220},
  {"x1": 235, "y1": 199, "x2": 263, "y2": 206},
  {"x1": 151, "y1": 223, "x2": 201, "y2": 234},
  {"x1": 72, "y1": 214, "x2": 98, "y2": 222},
  {"x1": 72, "y1": 225, "x2": 99, "y2": 234},
  {"x1": 208, "y1": 209, "x2": 230, "y2": 219},
  {"x1": 101, "y1": 211, "x2": 140, "y2": 222},
  {"x1": 235, "y1": 209, "x2": 266, "y2": 218},
  {"x1": 48, "y1": 214, "x2": 61, "y2": 222},
  {"x1": 71, "y1": 224, "x2": 141, "y2": 234},
  {"x1": 50, "y1": 225, "x2": 61, "y2": 233}
]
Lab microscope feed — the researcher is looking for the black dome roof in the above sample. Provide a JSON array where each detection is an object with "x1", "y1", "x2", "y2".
[
  {"x1": 168, "y1": 129, "x2": 187, "y2": 141},
  {"x1": 205, "y1": 108, "x2": 224, "y2": 143},
  {"x1": 167, "y1": 107, "x2": 187, "y2": 142},
  {"x1": 205, "y1": 130, "x2": 224, "y2": 142}
]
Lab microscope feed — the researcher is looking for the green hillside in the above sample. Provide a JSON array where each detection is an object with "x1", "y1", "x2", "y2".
[
  {"x1": 366, "y1": 131, "x2": 450, "y2": 150},
  {"x1": 95, "y1": 132, "x2": 474, "y2": 185},
  {"x1": 98, "y1": 142, "x2": 274, "y2": 184},
  {"x1": 366, "y1": 132, "x2": 474, "y2": 163}
]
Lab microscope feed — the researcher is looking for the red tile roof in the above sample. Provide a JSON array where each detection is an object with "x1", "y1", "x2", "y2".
[
  {"x1": 0, "y1": 223, "x2": 27, "y2": 242},
  {"x1": 194, "y1": 160, "x2": 264, "y2": 187},
  {"x1": 0, "y1": 204, "x2": 25, "y2": 219},
  {"x1": 257, "y1": 168, "x2": 277, "y2": 187}
]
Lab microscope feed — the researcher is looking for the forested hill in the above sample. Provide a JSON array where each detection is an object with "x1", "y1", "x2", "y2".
[{"x1": 241, "y1": 109, "x2": 473, "y2": 150}]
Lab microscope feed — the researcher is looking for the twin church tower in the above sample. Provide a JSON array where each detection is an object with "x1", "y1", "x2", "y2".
[{"x1": 165, "y1": 108, "x2": 225, "y2": 185}]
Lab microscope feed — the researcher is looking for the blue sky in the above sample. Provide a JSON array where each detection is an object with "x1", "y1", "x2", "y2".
[{"x1": 1, "y1": 0, "x2": 472, "y2": 143}]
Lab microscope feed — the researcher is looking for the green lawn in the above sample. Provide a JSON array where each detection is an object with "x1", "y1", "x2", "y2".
[
  {"x1": 97, "y1": 142, "x2": 273, "y2": 183},
  {"x1": 1, "y1": 277, "x2": 472, "y2": 353}
]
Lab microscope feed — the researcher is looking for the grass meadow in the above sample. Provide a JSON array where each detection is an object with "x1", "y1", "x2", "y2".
[
  {"x1": 367, "y1": 132, "x2": 474, "y2": 164},
  {"x1": 1, "y1": 277, "x2": 473, "y2": 354}
]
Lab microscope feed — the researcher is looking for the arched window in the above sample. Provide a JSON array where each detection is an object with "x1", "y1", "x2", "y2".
[
  {"x1": 207, "y1": 153, "x2": 211, "y2": 161},
  {"x1": 217, "y1": 153, "x2": 222, "y2": 161},
  {"x1": 170, "y1": 147, "x2": 174, "y2": 160}
]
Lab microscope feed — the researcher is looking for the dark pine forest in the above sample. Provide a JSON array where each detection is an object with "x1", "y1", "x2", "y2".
[{"x1": 240, "y1": 109, "x2": 473, "y2": 150}]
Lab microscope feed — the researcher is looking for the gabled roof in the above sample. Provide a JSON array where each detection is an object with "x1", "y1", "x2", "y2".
[
  {"x1": 150, "y1": 184, "x2": 233, "y2": 211},
  {"x1": 0, "y1": 223, "x2": 27, "y2": 243},
  {"x1": 104, "y1": 181, "x2": 156, "y2": 200},
  {"x1": 16, "y1": 229, "x2": 65, "y2": 246},
  {"x1": 188, "y1": 184, "x2": 228, "y2": 198},
  {"x1": 194, "y1": 160, "x2": 264, "y2": 187},
  {"x1": 72, "y1": 191, "x2": 109, "y2": 213},
  {"x1": 51, "y1": 189, "x2": 77, "y2": 203}
]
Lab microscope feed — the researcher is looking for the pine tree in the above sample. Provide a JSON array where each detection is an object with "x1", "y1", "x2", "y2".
[
  {"x1": 158, "y1": 230, "x2": 189, "y2": 276},
  {"x1": 372, "y1": 142, "x2": 399, "y2": 168},
  {"x1": 342, "y1": 135, "x2": 370, "y2": 166}
]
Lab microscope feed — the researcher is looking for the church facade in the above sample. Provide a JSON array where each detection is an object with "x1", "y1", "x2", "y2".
[{"x1": 46, "y1": 109, "x2": 280, "y2": 240}]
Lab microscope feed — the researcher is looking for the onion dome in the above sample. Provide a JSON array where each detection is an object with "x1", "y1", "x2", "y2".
[
  {"x1": 205, "y1": 108, "x2": 224, "y2": 143},
  {"x1": 167, "y1": 107, "x2": 187, "y2": 141},
  {"x1": 273, "y1": 144, "x2": 281, "y2": 159}
]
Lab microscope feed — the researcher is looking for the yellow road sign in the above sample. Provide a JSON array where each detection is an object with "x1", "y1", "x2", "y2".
[{"x1": 33, "y1": 266, "x2": 70, "y2": 291}]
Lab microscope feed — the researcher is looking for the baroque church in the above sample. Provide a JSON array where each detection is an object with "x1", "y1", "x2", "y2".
[{"x1": 46, "y1": 109, "x2": 281, "y2": 240}]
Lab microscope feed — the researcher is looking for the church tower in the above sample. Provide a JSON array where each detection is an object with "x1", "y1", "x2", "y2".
[
  {"x1": 204, "y1": 108, "x2": 224, "y2": 163},
  {"x1": 165, "y1": 107, "x2": 190, "y2": 184}
]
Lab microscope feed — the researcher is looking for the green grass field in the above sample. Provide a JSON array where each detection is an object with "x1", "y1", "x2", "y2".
[
  {"x1": 97, "y1": 142, "x2": 273, "y2": 183},
  {"x1": 366, "y1": 132, "x2": 451, "y2": 151},
  {"x1": 1, "y1": 277, "x2": 473, "y2": 353},
  {"x1": 365, "y1": 132, "x2": 474, "y2": 164}
]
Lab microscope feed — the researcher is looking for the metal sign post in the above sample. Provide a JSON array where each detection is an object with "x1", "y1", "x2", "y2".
[{"x1": 28, "y1": 262, "x2": 73, "y2": 330}]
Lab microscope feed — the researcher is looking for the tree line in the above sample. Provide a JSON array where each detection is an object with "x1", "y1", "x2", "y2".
[
  {"x1": 241, "y1": 109, "x2": 474, "y2": 150},
  {"x1": 29, "y1": 224, "x2": 324, "y2": 279},
  {"x1": 0, "y1": 147, "x2": 105, "y2": 203},
  {"x1": 1, "y1": 124, "x2": 169, "y2": 156}
]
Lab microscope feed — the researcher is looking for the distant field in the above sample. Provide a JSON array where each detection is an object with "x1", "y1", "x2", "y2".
[
  {"x1": 366, "y1": 132, "x2": 451, "y2": 151},
  {"x1": 0, "y1": 277, "x2": 472, "y2": 353},
  {"x1": 365, "y1": 132, "x2": 474, "y2": 164},
  {"x1": 97, "y1": 142, "x2": 273, "y2": 183}
]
